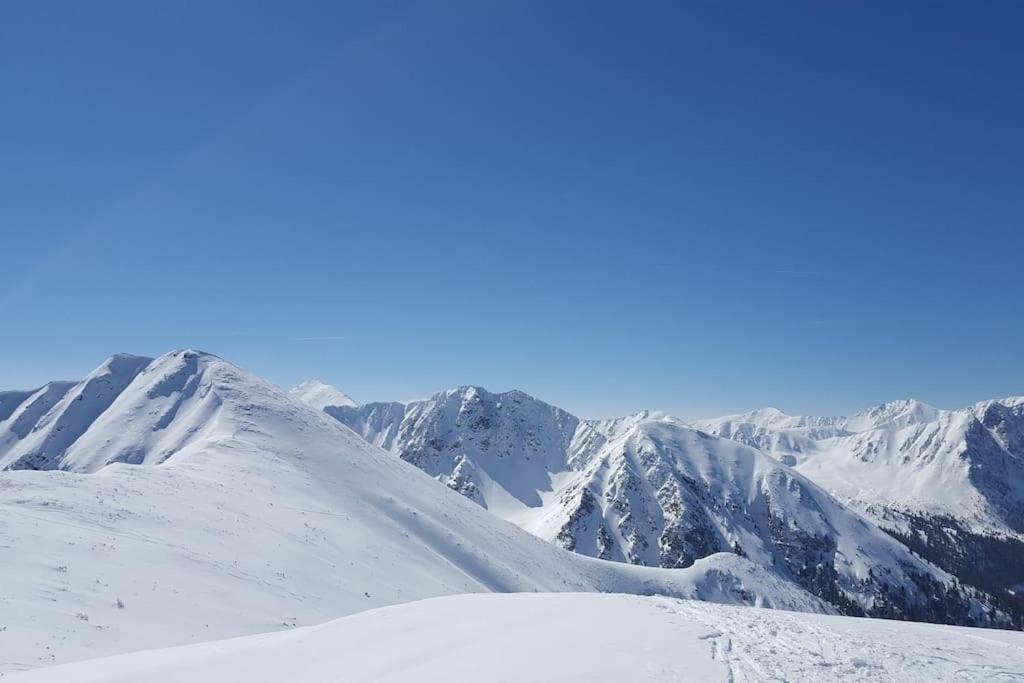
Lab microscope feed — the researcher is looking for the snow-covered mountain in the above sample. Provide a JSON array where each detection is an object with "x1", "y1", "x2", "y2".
[
  {"x1": 13, "y1": 593, "x2": 1024, "y2": 683},
  {"x1": 0, "y1": 351, "x2": 828, "y2": 674},
  {"x1": 327, "y1": 386, "x2": 1011, "y2": 626},
  {"x1": 694, "y1": 398, "x2": 1024, "y2": 536},
  {"x1": 841, "y1": 398, "x2": 942, "y2": 432},
  {"x1": 691, "y1": 400, "x2": 946, "y2": 461},
  {"x1": 288, "y1": 379, "x2": 357, "y2": 411},
  {"x1": 695, "y1": 398, "x2": 1024, "y2": 621},
  {"x1": 0, "y1": 354, "x2": 154, "y2": 471}
]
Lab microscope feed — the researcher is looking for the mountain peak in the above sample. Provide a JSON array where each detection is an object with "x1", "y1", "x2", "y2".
[
  {"x1": 445, "y1": 384, "x2": 487, "y2": 398},
  {"x1": 696, "y1": 406, "x2": 839, "y2": 433},
  {"x1": 742, "y1": 406, "x2": 788, "y2": 422},
  {"x1": 95, "y1": 352, "x2": 153, "y2": 376},
  {"x1": 436, "y1": 385, "x2": 561, "y2": 411},
  {"x1": 845, "y1": 398, "x2": 939, "y2": 431},
  {"x1": 862, "y1": 398, "x2": 934, "y2": 412},
  {"x1": 289, "y1": 380, "x2": 357, "y2": 410}
]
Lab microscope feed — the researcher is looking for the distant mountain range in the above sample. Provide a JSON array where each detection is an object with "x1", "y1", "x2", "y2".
[
  {"x1": 695, "y1": 397, "x2": 1024, "y2": 619},
  {"x1": 0, "y1": 350, "x2": 1019, "y2": 675},
  {"x1": 0, "y1": 351, "x2": 825, "y2": 673},
  {"x1": 314, "y1": 384, "x2": 1020, "y2": 625}
]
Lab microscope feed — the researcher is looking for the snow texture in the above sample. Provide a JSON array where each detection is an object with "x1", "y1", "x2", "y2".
[{"x1": 10, "y1": 593, "x2": 1024, "y2": 683}]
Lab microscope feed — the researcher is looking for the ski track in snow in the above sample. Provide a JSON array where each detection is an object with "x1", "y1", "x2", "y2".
[{"x1": 667, "y1": 598, "x2": 1024, "y2": 681}]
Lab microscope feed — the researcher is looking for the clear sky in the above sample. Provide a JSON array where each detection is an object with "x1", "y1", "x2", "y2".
[{"x1": 3, "y1": 1, "x2": 1022, "y2": 419}]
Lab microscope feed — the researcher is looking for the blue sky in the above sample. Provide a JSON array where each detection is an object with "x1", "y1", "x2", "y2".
[{"x1": 2, "y1": 1, "x2": 1022, "y2": 419}]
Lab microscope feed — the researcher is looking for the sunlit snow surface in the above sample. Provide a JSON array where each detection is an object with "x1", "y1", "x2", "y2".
[
  {"x1": 326, "y1": 387, "x2": 1007, "y2": 623},
  {"x1": 2, "y1": 351, "x2": 1019, "y2": 679},
  {"x1": 0, "y1": 351, "x2": 825, "y2": 674},
  {"x1": 10, "y1": 593, "x2": 1024, "y2": 683}
]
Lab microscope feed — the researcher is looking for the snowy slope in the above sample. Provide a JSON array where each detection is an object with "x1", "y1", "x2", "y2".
[
  {"x1": 0, "y1": 355, "x2": 152, "y2": 471},
  {"x1": 12, "y1": 593, "x2": 1024, "y2": 683},
  {"x1": 696, "y1": 398, "x2": 1024, "y2": 619},
  {"x1": 329, "y1": 387, "x2": 1009, "y2": 626},
  {"x1": 288, "y1": 380, "x2": 356, "y2": 410},
  {"x1": 0, "y1": 351, "x2": 828, "y2": 674}
]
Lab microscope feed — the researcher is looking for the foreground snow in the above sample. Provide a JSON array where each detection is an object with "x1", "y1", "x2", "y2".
[{"x1": 10, "y1": 593, "x2": 1024, "y2": 683}]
